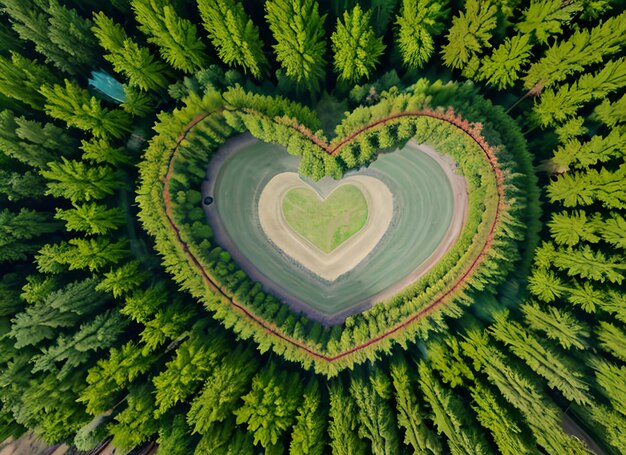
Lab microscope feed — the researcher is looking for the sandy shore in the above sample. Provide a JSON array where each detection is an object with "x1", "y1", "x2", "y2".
[{"x1": 258, "y1": 173, "x2": 393, "y2": 281}]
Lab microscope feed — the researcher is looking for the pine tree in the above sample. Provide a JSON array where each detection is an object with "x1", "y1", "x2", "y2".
[
  {"x1": 593, "y1": 93, "x2": 626, "y2": 127},
  {"x1": 31, "y1": 310, "x2": 128, "y2": 381},
  {"x1": 548, "y1": 211, "x2": 602, "y2": 247},
  {"x1": 0, "y1": 52, "x2": 59, "y2": 110},
  {"x1": 40, "y1": 158, "x2": 121, "y2": 202},
  {"x1": 95, "y1": 261, "x2": 148, "y2": 298},
  {"x1": 60, "y1": 237, "x2": 129, "y2": 272},
  {"x1": 389, "y1": 360, "x2": 442, "y2": 453},
  {"x1": 331, "y1": 5, "x2": 386, "y2": 83},
  {"x1": 0, "y1": 208, "x2": 59, "y2": 263},
  {"x1": 289, "y1": 380, "x2": 327, "y2": 454},
  {"x1": 515, "y1": 0, "x2": 582, "y2": 44},
  {"x1": 55, "y1": 202, "x2": 124, "y2": 235},
  {"x1": 0, "y1": 170, "x2": 45, "y2": 201},
  {"x1": 521, "y1": 301, "x2": 590, "y2": 350},
  {"x1": 197, "y1": 0, "x2": 268, "y2": 78},
  {"x1": 234, "y1": 362, "x2": 302, "y2": 448},
  {"x1": 131, "y1": 0, "x2": 209, "y2": 73},
  {"x1": 418, "y1": 362, "x2": 490, "y2": 454},
  {"x1": 595, "y1": 322, "x2": 626, "y2": 362},
  {"x1": 265, "y1": 0, "x2": 327, "y2": 92},
  {"x1": 187, "y1": 347, "x2": 259, "y2": 434},
  {"x1": 523, "y1": 11, "x2": 626, "y2": 89},
  {"x1": 153, "y1": 330, "x2": 227, "y2": 418},
  {"x1": 548, "y1": 165, "x2": 626, "y2": 210},
  {"x1": 40, "y1": 80, "x2": 132, "y2": 139},
  {"x1": 80, "y1": 137, "x2": 130, "y2": 166},
  {"x1": 395, "y1": 0, "x2": 448, "y2": 69},
  {"x1": 1, "y1": 0, "x2": 96, "y2": 74},
  {"x1": 441, "y1": 0, "x2": 497, "y2": 71},
  {"x1": 350, "y1": 373, "x2": 400, "y2": 455},
  {"x1": 92, "y1": 12, "x2": 170, "y2": 91},
  {"x1": 327, "y1": 381, "x2": 367, "y2": 455},
  {"x1": 477, "y1": 34, "x2": 532, "y2": 89}
]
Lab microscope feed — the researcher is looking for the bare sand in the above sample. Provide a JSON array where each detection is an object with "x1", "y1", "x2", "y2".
[{"x1": 258, "y1": 173, "x2": 393, "y2": 281}]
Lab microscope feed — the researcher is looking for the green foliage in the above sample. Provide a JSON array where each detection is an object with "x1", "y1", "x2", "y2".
[
  {"x1": 265, "y1": 0, "x2": 327, "y2": 91},
  {"x1": 331, "y1": 5, "x2": 386, "y2": 83},
  {"x1": 234, "y1": 363, "x2": 302, "y2": 448},
  {"x1": 289, "y1": 380, "x2": 327, "y2": 454},
  {"x1": 524, "y1": 11, "x2": 626, "y2": 89},
  {"x1": 197, "y1": 0, "x2": 268, "y2": 78},
  {"x1": 40, "y1": 80, "x2": 132, "y2": 139},
  {"x1": 477, "y1": 34, "x2": 532, "y2": 89},
  {"x1": 131, "y1": 0, "x2": 209, "y2": 73},
  {"x1": 55, "y1": 202, "x2": 124, "y2": 235},
  {"x1": 327, "y1": 381, "x2": 367, "y2": 454},
  {"x1": 0, "y1": 209, "x2": 58, "y2": 263},
  {"x1": 92, "y1": 12, "x2": 170, "y2": 91},
  {"x1": 41, "y1": 158, "x2": 120, "y2": 202},
  {"x1": 441, "y1": 0, "x2": 497, "y2": 73},
  {"x1": 395, "y1": 0, "x2": 448, "y2": 69},
  {"x1": 515, "y1": 0, "x2": 582, "y2": 44},
  {"x1": 0, "y1": 52, "x2": 59, "y2": 110}
]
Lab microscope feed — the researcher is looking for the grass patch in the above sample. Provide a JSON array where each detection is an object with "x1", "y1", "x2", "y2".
[{"x1": 282, "y1": 184, "x2": 368, "y2": 253}]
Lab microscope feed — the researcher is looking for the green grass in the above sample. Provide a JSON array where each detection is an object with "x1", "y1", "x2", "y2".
[{"x1": 282, "y1": 184, "x2": 368, "y2": 253}]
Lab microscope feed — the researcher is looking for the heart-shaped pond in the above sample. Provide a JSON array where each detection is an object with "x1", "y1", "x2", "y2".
[{"x1": 202, "y1": 134, "x2": 467, "y2": 322}]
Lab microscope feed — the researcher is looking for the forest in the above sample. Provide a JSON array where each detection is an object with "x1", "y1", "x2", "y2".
[{"x1": 0, "y1": 0, "x2": 625, "y2": 454}]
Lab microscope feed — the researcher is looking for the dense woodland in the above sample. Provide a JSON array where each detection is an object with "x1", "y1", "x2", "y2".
[{"x1": 0, "y1": 0, "x2": 625, "y2": 454}]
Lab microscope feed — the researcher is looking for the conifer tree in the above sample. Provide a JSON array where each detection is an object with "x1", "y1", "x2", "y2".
[
  {"x1": 515, "y1": 0, "x2": 582, "y2": 44},
  {"x1": 0, "y1": 52, "x2": 59, "y2": 110},
  {"x1": 395, "y1": 0, "x2": 448, "y2": 69},
  {"x1": 40, "y1": 80, "x2": 132, "y2": 139},
  {"x1": 54, "y1": 203, "x2": 124, "y2": 235},
  {"x1": 40, "y1": 158, "x2": 120, "y2": 203},
  {"x1": 0, "y1": 170, "x2": 45, "y2": 201},
  {"x1": 331, "y1": 5, "x2": 386, "y2": 83},
  {"x1": 477, "y1": 34, "x2": 532, "y2": 89},
  {"x1": 593, "y1": 93, "x2": 626, "y2": 127},
  {"x1": 441, "y1": 0, "x2": 497, "y2": 71},
  {"x1": 1, "y1": 0, "x2": 96, "y2": 74},
  {"x1": 327, "y1": 381, "x2": 367, "y2": 455},
  {"x1": 234, "y1": 363, "x2": 302, "y2": 449},
  {"x1": 92, "y1": 12, "x2": 170, "y2": 91},
  {"x1": 265, "y1": 0, "x2": 327, "y2": 92},
  {"x1": 0, "y1": 209, "x2": 59, "y2": 263},
  {"x1": 524, "y1": 11, "x2": 626, "y2": 89},
  {"x1": 131, "y1": 0, "x2": 209, "y2": 73},
  {"x1": 289, "y1": 380, "x2": 327, "y2": 455},
  {"x1": 197, "y1": 0, "x2": 268, "y2": 78}
]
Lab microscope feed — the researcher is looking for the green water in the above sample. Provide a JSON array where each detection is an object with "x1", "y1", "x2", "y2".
[{"x1": 204, "y1": 139, "x2": 455, "y2": 317}]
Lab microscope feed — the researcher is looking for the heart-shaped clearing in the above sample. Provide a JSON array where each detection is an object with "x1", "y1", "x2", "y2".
[
  {"x1": 258, "y1": 172, "x2": 394, "y2": 281},
  {"x1": 282, "y1": 184, "x2": 367, "y2": 254}
]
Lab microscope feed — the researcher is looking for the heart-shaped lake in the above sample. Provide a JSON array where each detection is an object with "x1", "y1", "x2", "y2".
[{"x1": 202, "y1": 133, "x2": 467, "y2": 322}]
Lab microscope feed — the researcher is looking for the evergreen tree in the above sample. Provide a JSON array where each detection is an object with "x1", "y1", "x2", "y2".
[
  {"x1": 80, "y1": 137, "x2": 130, "y2": 166},
  {"x1": 418, "y1": 362, "x2": 490, "y2": 455},
  {"x1": 0, "y1": 208, "x2": 59, "y2": 263},
  {"x1": 40, "y1": 158, "x2": 121, "y2": 202},
  {"x1": 40, "y1": 80, "x2": 132, "y2": 139},
  {"x1": 197, "y1": 0, "x2": 268, "y2": 78},
  {"x1": 441, "y1": 0, "x2": 497, "y2": 72},
  {"x1": 515, "y1": 0, "x2": 582, "y2": 44},
  {"x1": 1, "y1": 0, "x2": 96, "y2": 74},
  {"x1": 92, "y1": 12, "x2": 169, "y2": 91},
  {"x1": 265, "y1": 0, "x2": 327, "y2": 92},
  {"x1": 477, "y1": 34, "x2": 532, "y2": 89},
  {"x1": 350, "y1": 372, "x2": 400, "y2": 455},
  {"x1": 55, "y1": 202, "x2": 124, "y2": 235},
  {"x1": 59, "y1": 237, "x2": 129, "y2": 272},
  {"x1": 187, "y1": 347, "x2": 258, "y2": 434},
  {"x1": 289, "y1": 380, "x2": 327, "y2": 455},
  {"x1": 389, "y1": 360, "x2": 442, "y2": 453},
  {"x1": 548, "y1": 211, "x2": 602, "y2": 247},
  {"x1": 327, "y1": 381, "x2": 367, "y2": 455},
  {"x1": 593, "y1": 93, "x2": 626, "y2": 127},
  {"x1": 331, "y1": 5, "x2": 386, "y2": 83},
  {"x1": 521, "y1": 301, "x2": 589, "y2": 350},
  {"x1": 0, "y1": 110, "x2": 75, "y2": 169},
  {"x1": 0, "y1": 170, "x2": 45, "y2": 201},
  {"x1": 131, "y1": 0, "x2": 209, "y2": 73},
  {"x1": 234, "y1": 363, "x2": 302, "y2": 449},
  {"x1": 30, "y1": 310, "x2": 128, "y2": 381},
  {"x1": 395, "y1": 0, "x2": 448, "y2": 69},
  {"x1": 595, "y1": 322, "x2": 626, "y2": 362},
  {"x1": 96, "y1": 261, "x2": 148, "y2": 299},
  {"x1": 0, "y1": 52, "x2": 59, "y2": 110},
  {"x1": 523, "y1": 11, "x2": 626, "y2": 89}
]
